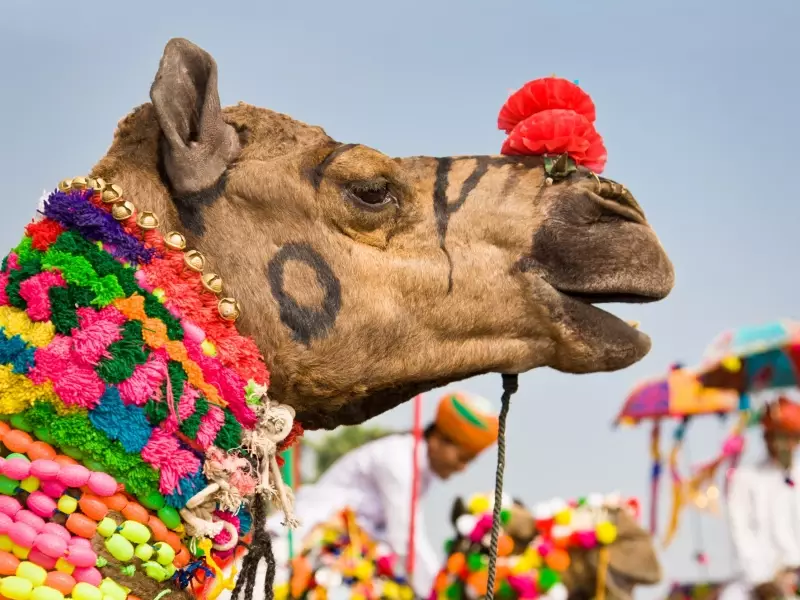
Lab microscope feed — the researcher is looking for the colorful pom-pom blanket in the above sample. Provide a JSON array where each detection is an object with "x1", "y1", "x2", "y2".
[{"x1": 0, "y1": 178, "x2": 303, "y2": 599}]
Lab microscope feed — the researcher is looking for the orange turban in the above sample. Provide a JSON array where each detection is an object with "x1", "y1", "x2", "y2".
[
  {"x1": 434, "y1": 392, "x2": 499, "y2": 455},
  {"x1": 762, "y1": 397, "x2": 800, "y2": 435}
]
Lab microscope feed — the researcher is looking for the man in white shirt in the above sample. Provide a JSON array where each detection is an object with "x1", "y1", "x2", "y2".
[
  {"x1": 271, "y1": 391, "x2": 499, "y2": 598},
  {"x1": 723, "y1": 397, "x2": 800, "y2": 600}
]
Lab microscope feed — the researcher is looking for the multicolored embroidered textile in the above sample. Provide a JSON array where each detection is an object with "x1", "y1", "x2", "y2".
[
  {"x1": 276, "y1": 508, "x2": 414, "y2": 600},
  {"x1": 0, "y1": 179, "x2": 302, "y2": 598}
]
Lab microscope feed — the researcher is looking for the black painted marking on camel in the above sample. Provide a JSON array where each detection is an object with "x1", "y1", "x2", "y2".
[
  {"x1": 311, "y1": 143, "x2": 358, "y2": 190},
  {"x1": 433, "y1": 156, "x2": 508, "y2": 293},
  {"x1": 267, "y1": 242, "x2": 342, "y2": 346},
  {"x1": 171, "y1": 172, "x2": 229, "y2": 237}
]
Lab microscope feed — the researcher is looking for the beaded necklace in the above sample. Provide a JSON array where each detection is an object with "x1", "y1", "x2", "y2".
[{"x1": 0, "y1": 176, "x2": 303, "y2": 600}]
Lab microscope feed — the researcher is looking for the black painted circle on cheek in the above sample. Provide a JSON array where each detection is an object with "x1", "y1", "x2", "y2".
[{"x1": 267, "y1": 242, "x2": 342, "y2": 346}]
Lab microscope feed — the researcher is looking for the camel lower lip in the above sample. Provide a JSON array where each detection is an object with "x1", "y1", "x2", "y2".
[
  {"x1": 587, "y1": 303, "x2": 646, "y2": 336},
  {"x1": 606, "y1": 568, "x2": 637, "y2": 597},
  {"x1": 558, "y1": 291, "x2": 648, "y2": 336},
  {"x1": 550, "y1": 287, "x2": 653, "y2": 372}
]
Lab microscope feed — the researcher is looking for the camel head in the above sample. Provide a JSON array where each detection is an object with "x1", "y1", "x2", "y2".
[
  {"x1": 91, "y1": 38, "x2": 674, "y2": 429},
  {"x1": 443, "y1": 495, "x2": 661, "y2": 600},
  {"x1": 561, "y1": 508, "x2": 662, "y2": 600}
]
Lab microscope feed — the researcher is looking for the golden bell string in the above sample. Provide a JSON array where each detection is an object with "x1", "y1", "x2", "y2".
[
  {"x1": 165, "y1": 231, "x2": 187, "y2": 250},
  {"x1": 218, "y1": 298, "x2": 241, "y2": 322},
  {"x1": 70, "y1": 176, "x2": 88, "y2": 190},
  {"x1": 111, "y1": 200, "x2": 135, "y2": 221},
  {"x1": 67, "y1": 173, "x2": 246, "y2": 328},
  {"x1": 137, "y1": 211, "x2": 160, "y2": 230},
  {"x1": 101, "y1": 183, "x2": 124, "y2": 204},
  {"x1": 202, "y1": 273, "x2": 223, "y2": 294},
  {"x1": 184, "y1": 250, "x2": 206, "y2": 272}
]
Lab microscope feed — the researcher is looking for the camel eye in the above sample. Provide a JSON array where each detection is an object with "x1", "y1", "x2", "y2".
[{"x1": 345, "y1": 181, "x2": 397, "y2": 210}]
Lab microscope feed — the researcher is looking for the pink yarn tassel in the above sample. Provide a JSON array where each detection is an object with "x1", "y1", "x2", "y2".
[
  {"x1": 0, "y1": 274, "x2": 10, "y2": 306},
  {"x1": 118, "y1": 350, "x2": 168, "y2": 406},
  {"x1": 18, "y1": 271, "x2": 66, "y2": 321}
]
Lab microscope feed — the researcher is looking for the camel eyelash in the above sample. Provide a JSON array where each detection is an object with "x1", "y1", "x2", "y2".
[{"x1": 347, "y1": 179, "x2": 390, "y2": 193}]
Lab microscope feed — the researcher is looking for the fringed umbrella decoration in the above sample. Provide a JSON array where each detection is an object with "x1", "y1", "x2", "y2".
[
  {"x1": 698, "y1": 320, "x2": 800, "y2": 407},
  {"x1": 695, "y1": 320, "x2": 800, "y2": 491},
  {"x1": 615, "y1": 364, "x2": 738, "y2": 538}
]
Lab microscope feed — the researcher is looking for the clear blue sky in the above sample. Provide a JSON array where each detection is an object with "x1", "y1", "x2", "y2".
[{"x1": 2, "y1": 0, "x2": 798, "y2": 596}]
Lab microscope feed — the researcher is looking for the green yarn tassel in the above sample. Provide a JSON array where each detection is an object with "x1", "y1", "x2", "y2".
[
  {"x1": 143, "y1": 294, "x2": 183, "y2": 342},
  {"x1": 214, "y1": 409, "x2": 243, "y2": 451},
  {"x1": 144, "y1": 399, "x2": 170, "y2": 427},
  {"x1": 48, "y1": 287, "x2": 79, "y2": 335},
  {"x1": 5, "y1": 255, "x2": 43, "y2": 310},
  {"x1": 52, "y1": 231, "x2": 140, "y2": 296},
  {"x1": 96, "y1": 320, "x2": 148, "y2": 383},
  {"x1": 41, "y1": 249, "x2": 124, "y2": 307},
  {"x1": 13, "y1": 237, "x2": 40, "y2": 263},
  {"x1": 179, "y1": 396, "x2": 210, "y2": 439}
]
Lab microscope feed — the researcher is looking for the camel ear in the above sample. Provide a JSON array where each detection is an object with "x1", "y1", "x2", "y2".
[
  {"x1": 606, "y1": 509, "x2": 662, "y2": 585},
  {"x1": 150, "y1": 38, "x2": 240, "y2": 196},
  {"x1": 450, "y1": 497, "x2": 467, "y2": 529}
]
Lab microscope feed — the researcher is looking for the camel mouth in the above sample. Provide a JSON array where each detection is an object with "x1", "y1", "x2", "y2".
[
  {"x1": 605, "y1": 563, "x2": 660, "y2": 598},
  {"x1": 555, "y1": 288, "x2": 657, "y2": 339},
  {"x1": 605, "y1": 568, "x2": 638, "y2": 600},
  {"x1": 543, "y1": 283, "x2": 655, "y2": 372},
  {"x1": 557, "y1": 290, "x2": 663, "y2": 305}
]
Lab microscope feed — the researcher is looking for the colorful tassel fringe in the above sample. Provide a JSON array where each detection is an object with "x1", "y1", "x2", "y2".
[{"x1": 0, "y1": 185, "x2": 302, "y2": 557}]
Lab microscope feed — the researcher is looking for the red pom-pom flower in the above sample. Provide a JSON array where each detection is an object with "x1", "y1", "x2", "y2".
[
  {"x1": 501, "y1": 109, "x2": 607, "y2": 173},
  {"x1": 498, "y1": 77, "x2": 597, "y2": 133},
  {"x1": 498, "y1": 77, "x2": 607, "y2": 173}
]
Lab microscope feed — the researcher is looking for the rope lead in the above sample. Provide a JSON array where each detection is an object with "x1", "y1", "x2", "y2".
[{"x1": 485, "y1": 373, "x2": 519, "y2": 600}]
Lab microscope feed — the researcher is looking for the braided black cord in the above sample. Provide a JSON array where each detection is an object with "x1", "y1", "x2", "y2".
[
  {"x1": 485, "y1": 374, "x2": 519, "y2": 600},
  {"x1": 232, "y1": 493, "x2": 277, "y2": 600}
]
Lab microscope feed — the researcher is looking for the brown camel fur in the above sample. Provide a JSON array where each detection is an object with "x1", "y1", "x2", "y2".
[
  {"x1": 85, "y1": 38, "x2": 674, "y2": 431},
  {"x1": 448, "y1": 497, "x2": 662, "y2": 600}
]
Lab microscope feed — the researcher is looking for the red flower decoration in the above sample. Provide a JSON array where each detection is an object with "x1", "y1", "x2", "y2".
[
  {"x1": 498, "y1": 77, "x2": 608, "y2": 173},
  {"x1": 501, "y1": 109, "x2": 607, "y2": 173},
  {"x1": 498, "y1": 77, "x2": 596, "y2": 134}
]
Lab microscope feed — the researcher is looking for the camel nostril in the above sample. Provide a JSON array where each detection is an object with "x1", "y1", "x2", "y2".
[
  {"x1": 598, "y1": 181, "x2": 624, "y2": 198},
  {"x1": 594, "y1": 178, "x2": 631, "y2": 203},
  {"x1": 591, "y1": 177, "x2": 646, "y2": 223}
]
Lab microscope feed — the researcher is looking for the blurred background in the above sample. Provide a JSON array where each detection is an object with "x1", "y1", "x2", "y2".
[{"x1": 1, "y1": 0, "x2": 798, "y2": 597}]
